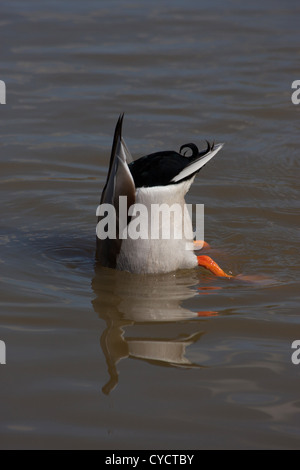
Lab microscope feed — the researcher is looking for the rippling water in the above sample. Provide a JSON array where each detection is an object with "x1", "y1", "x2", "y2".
[{"x1": 1, "y1": 0, "x2": 300, "y2": 449}]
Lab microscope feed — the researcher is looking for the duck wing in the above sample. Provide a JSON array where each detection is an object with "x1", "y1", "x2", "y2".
[{"x1": 97, "y1": 114, "x2": 136, "y2": 268}]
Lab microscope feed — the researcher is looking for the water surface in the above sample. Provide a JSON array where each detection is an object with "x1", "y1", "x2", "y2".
[{"x1": 0, "y1": 0, "x2": 300, "y2": 449}]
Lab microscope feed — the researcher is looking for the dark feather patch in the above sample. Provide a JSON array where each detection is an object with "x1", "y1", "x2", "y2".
[{"x1": 129, "y1": 141, "x2": 214, "y2": 188}]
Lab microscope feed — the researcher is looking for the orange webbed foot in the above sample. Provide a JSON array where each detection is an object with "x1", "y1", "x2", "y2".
[{"x1": 197, "y1": 255, "x2": 232, "y2": 278}]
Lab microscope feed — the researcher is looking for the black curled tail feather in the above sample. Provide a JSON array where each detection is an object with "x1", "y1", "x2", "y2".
[
  {"x1": 180, "y1": 141, "x2": 215, "y2": 159},
  {"x1": 180, "y1": 143, "x2": 199, "y2": 157}
]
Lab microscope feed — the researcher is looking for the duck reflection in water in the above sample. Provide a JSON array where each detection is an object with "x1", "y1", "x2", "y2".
[{"x1": 92, "y1": 264, "x2": 220, "y2": 395}]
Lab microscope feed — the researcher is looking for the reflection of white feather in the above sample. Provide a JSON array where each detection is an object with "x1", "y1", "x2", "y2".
[
  {"x1": 110, "y1": 266, "x2": 201, "y2": 322},
  {"x1": 128, "y1": 338, "x2": 196, "y2": 365}
]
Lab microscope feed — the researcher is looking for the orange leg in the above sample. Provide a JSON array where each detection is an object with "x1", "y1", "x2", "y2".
[
  {"x1": 197, "y1": 255, "x2": 232, "y2": 278},
  {"x1": 197, "y1": 311, "x2": 218, "y2": 317}
]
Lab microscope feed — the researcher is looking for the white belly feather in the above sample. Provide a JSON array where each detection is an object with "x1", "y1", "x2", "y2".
[{"x1": 117, "y1": 179, "x2": 198, "y2": 274}]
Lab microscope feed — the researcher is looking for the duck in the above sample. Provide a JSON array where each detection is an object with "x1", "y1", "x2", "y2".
[{"x1": 96, "y1": 114, "x2": 231, "y2": 277}]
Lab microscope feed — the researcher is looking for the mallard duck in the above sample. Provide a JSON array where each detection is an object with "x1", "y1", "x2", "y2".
[{"x1": 96, "y1": 114, "x2": 231, "y2": 277}]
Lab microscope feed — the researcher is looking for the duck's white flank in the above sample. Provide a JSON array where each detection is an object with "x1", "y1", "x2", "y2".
[{"x1": 116, "y1": 178, "x2": 198, "y2": 274}]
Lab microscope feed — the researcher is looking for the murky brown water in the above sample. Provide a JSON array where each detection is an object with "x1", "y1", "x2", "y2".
[{"x1": 1, "y1": 0, "x2": 300, "y2": 449}]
